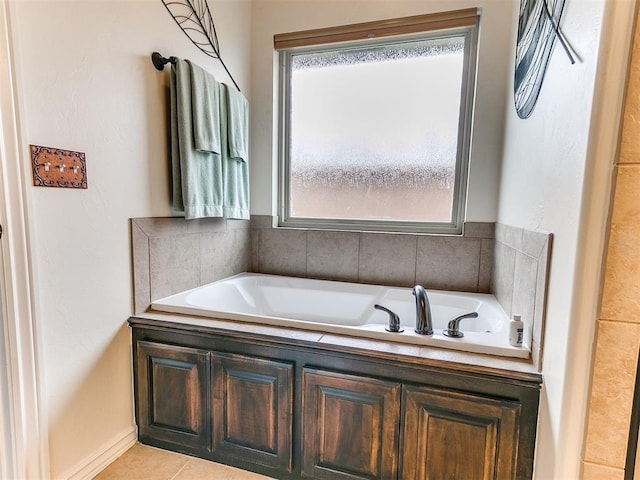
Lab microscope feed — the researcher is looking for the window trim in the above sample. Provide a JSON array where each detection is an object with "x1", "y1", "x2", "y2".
[
  {"x1": 276, "y1": 9, "x2": 480, "y2": 234},
  {"x1": 273, "y1": 8, "x2": 479, "y2": 51}
]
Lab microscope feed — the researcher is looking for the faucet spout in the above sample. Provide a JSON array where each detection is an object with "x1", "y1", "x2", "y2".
[{"x1": 412, "y1": 285, "x2": 433, "y2": 335}]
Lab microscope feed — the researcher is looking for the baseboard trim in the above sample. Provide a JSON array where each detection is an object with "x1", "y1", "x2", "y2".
[{"x1": 59, "y1": 426, "x2": 137, "y2": 480}]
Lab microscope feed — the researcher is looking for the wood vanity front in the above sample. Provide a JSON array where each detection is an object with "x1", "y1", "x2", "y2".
[{"x1": 130, "y1": 314, "x2": 541, "y2": 480}]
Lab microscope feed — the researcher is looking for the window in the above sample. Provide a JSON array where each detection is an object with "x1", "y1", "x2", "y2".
[{"x1": 275, "y1": 9, "x2": 479, "y2": 234}]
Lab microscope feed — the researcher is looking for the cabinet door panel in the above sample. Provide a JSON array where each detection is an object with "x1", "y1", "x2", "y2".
[
  {"x1": 212, "y1": 352, "x2": 293, "y2": 472},
  {"x1": 401, "y1": 385, "x2": 521, "y2": 480},
  {"x1": 302, "y1": 368, "x2": 401, "y2": 480},
  {"x1": 136, "y1": 341, "x2": 210, "y2": 450}
]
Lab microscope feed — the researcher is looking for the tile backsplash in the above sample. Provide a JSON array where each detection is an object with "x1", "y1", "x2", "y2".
[
  {"x1": 131, "y1": 217, "x2": 250, "y2": 313},
  {"x1": 130, "y1": 216, "x2": 551, "y2": 367},
  {"x1": 251, "y1": 215, "x2": 495, "y2": 292},
  {"x1": 492, "y1": 223, "x2": 553, "y2": 370}
]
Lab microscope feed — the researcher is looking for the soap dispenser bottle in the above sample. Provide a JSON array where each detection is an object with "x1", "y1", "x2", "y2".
[{"x1": 509, "y1": 314, "x2": 524, "y2": 347}]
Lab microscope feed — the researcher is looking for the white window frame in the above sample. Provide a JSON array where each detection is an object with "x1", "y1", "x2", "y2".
[{"x1": 275, "y1": 9, "x2": 480, "y2": 234}]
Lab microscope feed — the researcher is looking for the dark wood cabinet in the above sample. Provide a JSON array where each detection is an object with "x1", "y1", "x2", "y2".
[
  {"x1": 211, "y1": 352, "x2": 293, "y2": 472},
  {"x1": 301, "y1": 368, "x2": 401, "y2": 480},
  {"x1": 400, "y1": 384, "x2": 521, "y2": 480},
  {"x1": 130, "y1": 318, "x2": 542, "y2": 479},
  {"x1": 135, "y1": 341, "x2": 210, "y2": 451}
]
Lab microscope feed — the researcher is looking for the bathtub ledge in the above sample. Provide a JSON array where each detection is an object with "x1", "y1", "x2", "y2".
[{"x1": 131, "y1": 310, "x2": 541, "y2": 382}]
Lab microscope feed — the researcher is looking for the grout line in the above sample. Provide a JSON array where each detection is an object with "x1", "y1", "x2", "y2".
[
  {"x1": 252, "y1": 227, "x2": 260, "y2": 273},
  {"x1": 304, "y1": 230, "x2": 308, "y2": 277},
  {"x1": 145, "y1": 232, "x2": 152, "y2": 309},
  {"x1": 476, "y1": 239, "x2": 482, "y2": 292},
  {"x1": 257, "y1": 227, "x2": 261, "y2": 272},
  {"x1": 356, "y1": 232, "x2": 362, "y2": 282},
  {"x1": 168, "y1": 457, "x2": 192, "y2": 480}
]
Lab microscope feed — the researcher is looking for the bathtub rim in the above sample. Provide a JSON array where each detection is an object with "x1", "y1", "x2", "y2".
[{"x1": 150, "y1": 272, "x2": 531, "y2": 359}]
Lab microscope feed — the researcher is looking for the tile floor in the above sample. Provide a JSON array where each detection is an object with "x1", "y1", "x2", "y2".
[{"x1": 93, "y1": 443, "x2": 275, "y2": 480}]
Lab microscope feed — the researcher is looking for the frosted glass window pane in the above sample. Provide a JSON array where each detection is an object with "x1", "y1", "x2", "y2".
[{"x1": 288, "y1": 37, "x2": 465, "y2": 223}]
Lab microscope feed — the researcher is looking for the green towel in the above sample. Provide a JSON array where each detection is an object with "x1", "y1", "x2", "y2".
[
  {"x1": 169, "y1": 61, "x2": 183, "y2": 212},
  {"x1": 170, "y1": 59, "x2": 224, "y2": 219},
  {"x1": 221, "y1": 83, "x2": 250, "y2": 220},
  {"x1": 188, "y1": 61, "x2": 222, "y2": 154},
  {"x1": 225, "y1": 84, "x2": 249, "y2": 162}
]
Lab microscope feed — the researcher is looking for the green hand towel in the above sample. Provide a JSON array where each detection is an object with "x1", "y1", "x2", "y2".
[
  {"x1": 188, "y1": 60, "x2": 222, "y2": 154},
  {"x1": 225, "y1": 83, "x2": 249, "y2": 163},
  {"x1": 221, "y1": 83, "x2": 250, "y2": 220}
]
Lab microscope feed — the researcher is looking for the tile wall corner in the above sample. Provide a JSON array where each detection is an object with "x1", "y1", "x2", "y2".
[
  {"x1": 131, "y1": 219, "x2": 150, "y2": 314},
  {"x1": 130, "y1": 216, "x2": 251, "y2": 314},
  {"x1": 493, "y1": 223, "x2": 553, "y2": 369}
]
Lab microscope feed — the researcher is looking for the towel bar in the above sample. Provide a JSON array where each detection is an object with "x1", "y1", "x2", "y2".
[
  {"x1": 150, "y1": 51, "x2": 240, "y2": 93},
  {"x1": 151, "y1": 52, "x2": 177, "y2": 71}
]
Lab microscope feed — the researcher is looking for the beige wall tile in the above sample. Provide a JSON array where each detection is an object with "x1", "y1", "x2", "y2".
[
  {"x1": 478, "y1": 239, "x2": 494, "y2": 293},
  {"x1": 582, "y1": 461, "x2": 624, "y2": 480},
  {"x1": 251, "y1": 228, "x2": 261, "y2": 271},
  {"x1": 584, "y1": 8, "x2": 640, "y2": 476},
  {"x1": 257, "y1": 228, "x2": 308, "y2": 277},
  {"x1": 511, "y1": 251, "x2": 538, "y2": 347},
  {"x1": 619, "y1": 10, "x2": 640, "y2": 165},
  {"x1": 359, "y1": 233, "x2": 416, "y2": 287},
  {"x1": 600, "y1": 165, "x2": 640, "y2": 321},
  {"x1": 200, "y1": 228, "x2": 251, "y2": 283},
  {"x1": 133, "y1": 217, "x2": 189, "y2": 237},
  {"x1": 584, "y1": 320, "x2": 640, "y2": 468},
  {"x1": 493, "y1": 241, "x2": 515, "y2": 316},
  {"x1": 415, "y1": 236, "x2": 480, "y2": 292},
  {"x1": 533, "y1": 239, "x2": 551, "y2": 348},
  {"x1": 131, "y1": 220, "x2": 151, "y2": 314},
  {"x1": 522, "y1": 230, "x2": 550, "y2": 259},
  {"x1": 462, "y1": 221, "x2": 495, "y2": 238},
  {"x1": 132, "y1": 217, "x2": 252, "y2": 311},
  {"x1": 307, "y1": 230, "x2": 360, "y2": 282},
  {"x1": 250, "y1": 214, "x2": 275, "y2": 229},
  {"x1": 149, "y1": 234, "x2": 202, "y2": 301}
]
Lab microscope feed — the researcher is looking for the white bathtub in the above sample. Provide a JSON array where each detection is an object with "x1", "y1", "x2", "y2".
[{"x1": 151, "y1": 273, "x2": 530, "y2": 359}]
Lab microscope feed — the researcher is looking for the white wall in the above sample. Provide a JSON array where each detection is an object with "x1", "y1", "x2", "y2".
[
  {"x1": 249, "y1": 0, "x2": 516, "y2": 221},
  {"x1": 497, "y1": 0, "x2": 635, "y2": 478},
  {"x1": 8, "y1": 0, "x2": 251, "y2": 477}
]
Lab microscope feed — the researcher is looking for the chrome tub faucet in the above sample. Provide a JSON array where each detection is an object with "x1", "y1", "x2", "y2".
[{"x1": 412, "y1": 285, "x2": 433, "y2": 335}]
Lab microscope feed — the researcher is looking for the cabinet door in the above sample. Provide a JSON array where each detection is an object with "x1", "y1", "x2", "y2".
[
  {"x1": 212, "y1": 352, "x2": 293, "y2": 472},
  {"x1": 302, "y1": 368, "x2": 401, "y2": 480},
  {"x1": 400, "y1": 385, "x2": 521, "y2": 480},
  {"x1": 135, "y1": 341, "x2": 210, "y2": 451}
]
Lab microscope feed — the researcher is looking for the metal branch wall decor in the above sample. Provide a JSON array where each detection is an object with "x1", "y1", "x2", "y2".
[
  {"x1": 161, "y1": 0, "x2": 240, "y2": 91},
  {"x1": 514, "y1": 0, "x2": 575, "y2": 119}
]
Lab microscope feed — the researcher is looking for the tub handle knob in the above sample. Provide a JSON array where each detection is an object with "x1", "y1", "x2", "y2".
[
  {"x1": 374, "y1": 304, "x2": 404, "y2": 333},
  {"x1": 443, "y1": 312, "x2": 479, "y2": 338}
]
